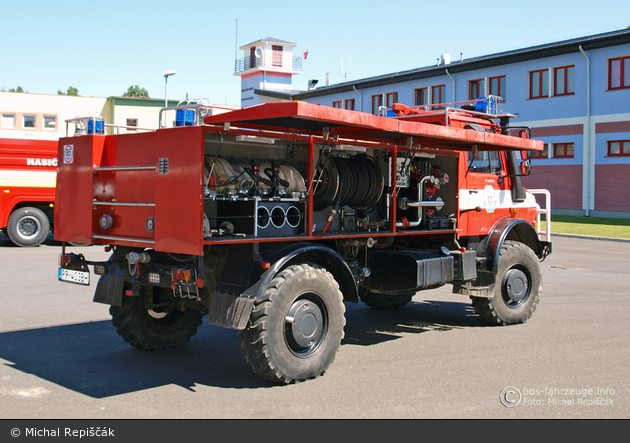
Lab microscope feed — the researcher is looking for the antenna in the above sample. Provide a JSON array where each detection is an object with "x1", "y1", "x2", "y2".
[{"x1": 235, "y1": 19, "x2": 238, "y2": 63}]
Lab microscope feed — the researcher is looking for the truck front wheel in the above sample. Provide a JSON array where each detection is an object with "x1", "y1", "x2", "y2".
[
  {"x1": 6, "y1": 206, "x2": 50, "y2": 247},
  {"x1": 238, "y1": 263, "x2": 345, "y2": 384},
  {"x1": 472, "y1": 240, "x2": 541, "y2": 325},
  {"x1": 110, "y1": 288, "x2": 203, "y2": 350}
]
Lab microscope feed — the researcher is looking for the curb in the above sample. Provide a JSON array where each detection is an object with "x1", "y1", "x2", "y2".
[{"x1": 551, "y1": 233, "x2": 630, "y2": 243}]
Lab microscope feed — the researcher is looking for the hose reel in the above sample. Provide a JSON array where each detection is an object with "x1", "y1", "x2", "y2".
[
  {"x1": 313, "y1": 154, "x2": 384, "y2": 212},
  {"x1": 204, "y1": 157, "x2": 306, "y2": 197}
]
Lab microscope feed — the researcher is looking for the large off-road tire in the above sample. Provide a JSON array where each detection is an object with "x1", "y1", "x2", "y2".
[
  {"x1": 6, "y1": 206, "x2": 50, "y2": 247},
  {"x1": 359, "y1": 288, "x2": 414, "y2": 309},
  {"x1": 238, "y1": 263, "x2": 346, "y2": 384},
  {"x1": 472, "y1": 240, "x2": 541, "y2": 326},
  {"x1": 110, "y1": 289, "x2": 203, "y2": 350}
]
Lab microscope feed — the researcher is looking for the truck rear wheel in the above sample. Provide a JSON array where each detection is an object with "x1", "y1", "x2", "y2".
[
  {"x1": 472, "y1": 240, "x2": 541, "y2": 325},
  {"x1": 6, "y1": 206, "x2": 50, "y2": 247},
  {"x1": 238, "y1": 263, "x2": 345, "y2": 384},
  {"x1": 359, "y1": 288, "x2": 414, "y2": 309},
  {"x1": 110, "y1": 289, "x2": 203, "y2": 350}
]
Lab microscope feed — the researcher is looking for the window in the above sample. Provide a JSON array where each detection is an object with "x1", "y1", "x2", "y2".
[
  {"x1": 607, "y1": 140, "x2": 630, "y2": 156},
  {"x1": 554, "y1": 65, "x2": 575, "y2": 96},
  {"x1": 126, "y1": 118, "x2": 138, "y2": 132},
  {"x1": 530, "y1": 69, "x2": 549, "y2": 99},
  {"x1": 371, "y1": 94, "x2": 382, "y2": 115},
  {"x1": 553, "y1": 143, "x2": 574, "y2": 158},
  {"x1": 466, "y1": 150, "x2": 502, "y2": 174},
  {"x1": 431, "y1": 85, "x2": 446, "y2": 109},
  {"x1": 609, "y1": 56, "x2": 630, "y2": 89},
  {"x1": 23, "y1": 114, "x2": 36, "y2": 129},
  {"x1": 332, "y1": 101, "x2": 342, "y2": 108},
  {"x1": 43, "y1": 115, "x2": 57, "y2": 130},
  {"x1": 1, "y1": 113, "x2": 16, "y2": 129},
  {"x1": 414, "y1": 87, "x2": 427, "y2": 107},
  {"x1": 489, "y1": 75, "x2": 506, "y2": 100},
  {"x1": 386, "y1": 92, "x2": 398, "y2": 107},
  {"x1": 469, "y1": 79, "x2": 485, "y2": 100},
  {"x1": 344, "y1": 99, "x2": 355, "y2": 110},
  {"x1": 531, "y1": 143, "x2": 549, "y2": 159},
  {"x1": 272, "y1": 45, "x2": 283, "y2": 67}
]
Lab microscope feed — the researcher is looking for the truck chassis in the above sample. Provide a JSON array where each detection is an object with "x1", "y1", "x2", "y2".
[{"x1": 56, "y1": 100, "x2": 550, "y2": 383}]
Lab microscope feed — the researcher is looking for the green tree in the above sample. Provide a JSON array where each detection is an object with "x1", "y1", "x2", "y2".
[
  {"x1": 123, "y1": 85, "x2": 149, "y2": 97},
  {"x1": 9, "y1": 86, "x2": 25, "y2": 93},
  {"x1": 58, "y1": 86, "x2": 79, "y2": 96}
]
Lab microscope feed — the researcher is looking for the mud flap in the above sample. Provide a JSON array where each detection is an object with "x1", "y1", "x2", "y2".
[
  {"x1": 208, "y1": 291, "x2": 256, "y2": 330},
  {"x1": 93, "y1": 274, "x2": 125, "y2": 307}
]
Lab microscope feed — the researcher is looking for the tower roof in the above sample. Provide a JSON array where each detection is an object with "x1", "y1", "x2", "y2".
[{"x1": 239, "y1": 37, "x2": 297, "y2": 50}]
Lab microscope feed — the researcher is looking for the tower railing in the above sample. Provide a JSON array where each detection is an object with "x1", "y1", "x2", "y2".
[{"x1": 235, "y1": 56, "x2": 302, "y2": 73}]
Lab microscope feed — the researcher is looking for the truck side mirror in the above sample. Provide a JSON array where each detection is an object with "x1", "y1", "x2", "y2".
[{"x1": 520, "y1": 159, "x2": 531, "y2": 176}]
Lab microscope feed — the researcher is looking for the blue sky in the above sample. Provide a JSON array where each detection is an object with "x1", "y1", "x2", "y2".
[{"x1": 2, "y1": 0, "x2": 630, "y2": 106}]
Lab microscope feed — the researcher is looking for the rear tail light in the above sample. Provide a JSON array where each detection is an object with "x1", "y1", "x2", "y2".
[
  {"x1": 172, "y1": 268, "x2": 193, "y2": 282},
  {"x1": 170, "y1": 268, "x2": 200, "y2": 299}
]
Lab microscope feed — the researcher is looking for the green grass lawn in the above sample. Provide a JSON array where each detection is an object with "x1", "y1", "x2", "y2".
[{"x1": 541, "y1": 215, "x2": 630, "y2": 239}]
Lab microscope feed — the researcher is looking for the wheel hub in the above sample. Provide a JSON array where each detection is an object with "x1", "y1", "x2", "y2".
[
  {"x1": 286, "y1": 299, "x2": 324, "y2": 350},
  {"x1": 503, "y1": 268, "x2": 529, "y2": 306},
  {"x1": 18, "y1": 216, "x2": 40, "y2": 238}
]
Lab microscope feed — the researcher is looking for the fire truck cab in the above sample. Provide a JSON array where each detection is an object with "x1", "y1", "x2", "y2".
[{"x1": 56, "y1": 98, "x2": 551, "y2": 384}]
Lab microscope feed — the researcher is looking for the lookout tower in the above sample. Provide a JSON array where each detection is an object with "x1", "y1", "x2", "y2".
[{"x1": 234, "y1": 37, "x2": 303, "y2": 106}]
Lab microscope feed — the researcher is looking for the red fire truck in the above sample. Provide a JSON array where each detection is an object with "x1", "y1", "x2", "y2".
[
  {"x1": 55, "y1": 98, "x2": 551, "y2": 384},
  {"x1": 0, "y1": 137, "x2": 57, "y2": 247}
]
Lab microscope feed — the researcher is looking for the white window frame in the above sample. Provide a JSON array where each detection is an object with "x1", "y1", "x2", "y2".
[
  {"x1": 23, "y1": 114, "x2": 36, "y2": 130},
  {"x1": 1, "y1": 113, "x2": 16, "y2": 129},
  {"x1": 43, "y1": 115, "x2": 57, "y2": 131}
]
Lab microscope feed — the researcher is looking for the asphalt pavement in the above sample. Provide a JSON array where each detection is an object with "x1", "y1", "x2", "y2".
[{"x1": 0, "y1": 233, "x2": 628, "y2": 420}]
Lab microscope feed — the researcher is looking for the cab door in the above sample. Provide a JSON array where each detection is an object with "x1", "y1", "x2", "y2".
[{"x1": 459, "y1": 150, "x2": 510, "y2": 237}]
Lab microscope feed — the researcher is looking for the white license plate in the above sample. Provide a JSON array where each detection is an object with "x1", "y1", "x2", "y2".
[{"x1": 58, "y1": 268, "x2": 90, "y2": 285}]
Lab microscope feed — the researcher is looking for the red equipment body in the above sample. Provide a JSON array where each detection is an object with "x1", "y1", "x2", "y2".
[
  {"x1": 55, "y1": 100, "x2": 551, "y2": 384},
  {"x1": 55, "y1": 101, "x2": 545, "y2": 253},
  {"x1": 0, "y1": 137, "x2": 57, "y2": 246}
]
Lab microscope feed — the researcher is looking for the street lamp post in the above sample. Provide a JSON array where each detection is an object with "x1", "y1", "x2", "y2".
[{"x1": 163, "y1": 69, "x2": 176, "y2": 108}]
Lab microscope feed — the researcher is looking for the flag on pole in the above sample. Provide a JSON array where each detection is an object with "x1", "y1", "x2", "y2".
[{"x1": 304, "y1": 47, "x2": 311, "y2": 60}]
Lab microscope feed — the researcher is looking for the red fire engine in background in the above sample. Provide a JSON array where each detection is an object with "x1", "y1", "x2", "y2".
[
  {"x1": 56, "y1": 98, "x2": 551, "y2": 384},
  {"x1": 0, "y1": 137, "x2": 57, "y2": 247}
]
